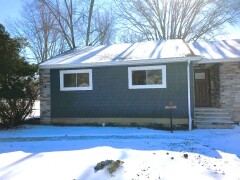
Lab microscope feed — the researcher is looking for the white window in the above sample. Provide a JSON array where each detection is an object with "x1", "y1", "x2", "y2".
[
  {"x1": 128, "y1": 65, "x2": 166, "y2": 89},
  {"x1": 60, "y1": 69, "x2": 92, "y2": 91}
]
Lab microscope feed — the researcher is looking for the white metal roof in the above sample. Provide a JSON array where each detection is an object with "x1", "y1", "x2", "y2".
[
  {"x1": 189, "y1": 39, "x2": 240, "y2": 64},
  {"x1": 39, "y1": 39, "x2": 240, "y2": 69},
  {"x1": 39, "y1": 39, "x2": 195, "y2": 69}
]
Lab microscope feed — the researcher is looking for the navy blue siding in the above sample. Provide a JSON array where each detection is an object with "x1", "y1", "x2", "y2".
[{"x1": 51, "y1": 63, "x2": 192, "y2": 118}]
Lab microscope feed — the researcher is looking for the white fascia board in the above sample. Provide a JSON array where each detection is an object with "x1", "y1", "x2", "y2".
[
  {"x1": 198, "y1": 58, "x2": 240, "y2": 64},
  {"x1": 39, "y1": 56, "x2": 202, "y2": 69}
]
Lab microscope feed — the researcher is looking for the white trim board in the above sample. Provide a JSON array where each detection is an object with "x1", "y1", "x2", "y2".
[
  {"x1": 60, "y1": 69, "x2": 93, "y2": 91},
  {"x1": 128, "y1": 65, "x2": 167, "y2": 89},
  {"x1": 198, "y1": 58, "x2": 240, "y2": 64}
]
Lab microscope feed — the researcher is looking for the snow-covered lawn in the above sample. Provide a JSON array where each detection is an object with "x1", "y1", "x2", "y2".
[{"x1": 0, "y1": 125, "x2": 239, "y2": 180}]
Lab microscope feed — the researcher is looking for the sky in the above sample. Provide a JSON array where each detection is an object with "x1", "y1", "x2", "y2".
[
  {"x1": 0, "y1": 0, "x2": 240, "y2": 40},
  {"x1": 0, "y1": 0, "x2": 24, "y2": 24}
]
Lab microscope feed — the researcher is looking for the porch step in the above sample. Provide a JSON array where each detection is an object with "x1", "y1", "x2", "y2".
[
  {"x1": 194, "y1": 119, "x2": 234, "y2": 124},
  {"x1": 195, "y1": 116, "x2": 231, "y2": 120},
  {"x1": 194, "y1": 107, "x2": 234, "y2": 129},
  {"x1": 195, "y1": 123, "x2": 234, "y2": 129},
  {"x1": 195, "y1": 107, "x2": 227, "y2": 112},
  {"x1": 195, "y1": 111, "x2": 229, "y2": 115}
]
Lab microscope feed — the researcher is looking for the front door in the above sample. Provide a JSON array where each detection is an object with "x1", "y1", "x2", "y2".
[{"x1": 194, "y1": 69, "x2": 211, "y2": 107}]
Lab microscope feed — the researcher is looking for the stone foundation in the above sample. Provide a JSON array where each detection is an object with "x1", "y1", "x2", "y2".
[
  {"x1": 40, "y1": 69, "x2": 51, "y2": 124},
  {"x1": 219, "y1": 62, "x2": 240, "y2": 123}
]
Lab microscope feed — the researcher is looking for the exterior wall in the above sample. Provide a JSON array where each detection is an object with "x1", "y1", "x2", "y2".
[
  {"x1": 50, "y1": 62, "x2": 193, "y2": 125},
  {"x1": 219, "y1": 62, "x2": 240, "y2": 123},
  {"x1": 209, "y1": 64, "x2": 220, "y2": 107},
  {"x1": 40, "y1": 69, "x2": 51, "y2": 124}
]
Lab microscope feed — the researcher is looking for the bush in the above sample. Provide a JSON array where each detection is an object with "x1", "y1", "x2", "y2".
[{"x1": 0, "y1": 24, "x2": 39, "y2": 128}]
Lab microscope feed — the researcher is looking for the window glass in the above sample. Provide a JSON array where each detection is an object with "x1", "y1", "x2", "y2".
[
  {"x1": 132, "y1": 70, "x2": 146, "y2": 85},
  {"x1": 146, "y1": 69, "x2": 162, "y2": 85},
  {"x1": 128, "y1": 65, "x2": 166, "y2": 89},
  {"x1": 64, "y1": 74, "x2": 76, "y2": 87},
  {"x1": 77, "y1": 73, "x2": 89, "y2": 87},
  {"x1": 60, "y1": 69, "x2": 92, "y2": 91}
]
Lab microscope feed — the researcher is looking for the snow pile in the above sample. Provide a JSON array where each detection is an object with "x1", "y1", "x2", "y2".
[{"x1": 0, "y1": 125, "x2": 239, "y2": 180}]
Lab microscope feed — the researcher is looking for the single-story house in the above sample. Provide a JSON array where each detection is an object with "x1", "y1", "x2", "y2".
[{"x1": 39, "y1": 39, "x2": 240, "y2": 129}]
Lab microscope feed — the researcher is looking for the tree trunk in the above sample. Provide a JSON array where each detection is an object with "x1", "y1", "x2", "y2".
[{"x1": 86, "y1": 0, "x2": 95, "y2": 46}]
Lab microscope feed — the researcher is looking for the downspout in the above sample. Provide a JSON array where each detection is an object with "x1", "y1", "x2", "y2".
[{"x1": 187, "y1": 59, "x2": 192, "y2": 130}]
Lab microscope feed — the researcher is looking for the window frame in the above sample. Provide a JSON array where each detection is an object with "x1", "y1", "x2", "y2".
[
  {"x1": 128, "y1": 65, "x2": 166, "y2": 89},
  {"x1": 60, "y1": 69, "x2": 93, "y2": 91}
]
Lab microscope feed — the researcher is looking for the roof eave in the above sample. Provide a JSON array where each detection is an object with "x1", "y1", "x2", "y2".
[
  {"x1": 198, "y1": 57, "x2": 240, "y2": 64},
  {"x1": 39, "y1": 56, "x2": 202, "y2": 69}
]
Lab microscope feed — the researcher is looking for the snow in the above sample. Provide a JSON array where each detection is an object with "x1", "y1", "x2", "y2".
[
  {"x1": 39, "y1": 39, "x2": 240, "y2": 69},
  {"x1": 26, "y1": 101, "x2": 40, "y2": 120},
  {"x1": 0, "y1": 125, "x2": 240, "y2": 180},
  {"x1": 39, "y1": 39, "x2": 192, "y2": 69},
  {"x1": 189, "y1": 39, "x2": 240, "y2": 63}
]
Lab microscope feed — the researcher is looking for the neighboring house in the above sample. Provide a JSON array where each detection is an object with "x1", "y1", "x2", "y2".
[{"x1": 39, "y1": 39, "x2": 240, "y2": 129}]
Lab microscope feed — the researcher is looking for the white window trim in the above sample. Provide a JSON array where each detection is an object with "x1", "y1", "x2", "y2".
[
  {"x1": 60, "y1": 69, "x2": 93, "y2": 91},
  {"x1": 128, "y1": 65, "x2": 166, "y2": 89}
]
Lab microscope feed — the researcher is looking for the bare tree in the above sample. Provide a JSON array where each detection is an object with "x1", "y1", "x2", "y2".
[
  {"x1": 8, "y1": 0, "x2": 66, "y2": 63},
  {"x1": 40, "y1": 0, "x2": 79, "y2": 49},
  {"x1": 40, "y1": 0, "x2": 113, "y2": 47},
  {"x1": 90, "y1": 10, "x2": 115, "y2": 45},
  {"x1": 83, "y1": 0, "x2": 116, "y2": 46},
  {"x1": 86, "y1": 0, "x2": 95, "y2": 46},
  {"x1": 115, "y1": 0, "x2": 240, "y2": 42},
  {"x1": 8, "y1": 0, "x2": 116, "y2": 63},
  {"x1": 118, "y1": 30, "x2": 147, "y2": 43}
]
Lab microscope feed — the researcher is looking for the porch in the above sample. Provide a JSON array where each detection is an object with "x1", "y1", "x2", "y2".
[{"x1": 193, "y1": 62, "x2": 240, "y2": 128}]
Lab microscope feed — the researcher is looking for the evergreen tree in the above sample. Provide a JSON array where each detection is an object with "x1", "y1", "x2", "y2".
[{"x1": 0, "y1": 24, "x2": 38, "y2": 127}]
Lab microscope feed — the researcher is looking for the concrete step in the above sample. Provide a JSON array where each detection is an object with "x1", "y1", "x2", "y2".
[
  {"x1": 195, "y1": 111, "x2": 229, "y2": 116},
  {"x1": 195, "y1": 107, "x2": 226, "y2": 112},
  {"x1": 194, "y1": 107, "x2": 234, "y2": 129},
  {"x1": 195, "y1": 124, "x2": 234, "y2": 129},
  {"x1": 195, "y1": 113, "x2": 230, "y2": 118},
  {"x1": 194, "y1": 119, "x2": 234, "y2": 129},
  {"x1": 195, "y1": 116, "x2": 231, "y2": 121},
  {"x1": 194, "y1": 119, "x2": 234, "y2": 124}
]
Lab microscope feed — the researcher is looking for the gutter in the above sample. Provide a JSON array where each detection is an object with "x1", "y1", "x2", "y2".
[
  {"x1": 187, "y1": 59, "x2": 192, "y2": 130},
  {"x1": 187, "y1": 56, "x2": 203, "y2": 130}
]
